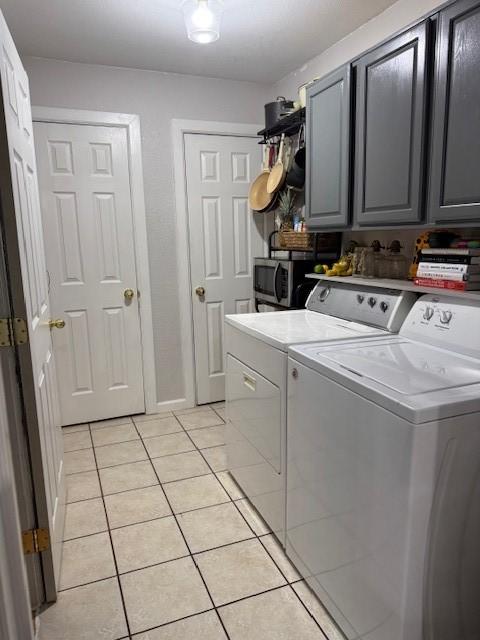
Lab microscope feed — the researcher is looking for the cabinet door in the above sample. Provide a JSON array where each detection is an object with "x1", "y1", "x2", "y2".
[
  {"x1": 429, "y1": 0, "x2": 480, "y2": 223},
  {"x1": 354, "y1": 22, "x2": 428, "y2": 225},
  {"x1": 305, "y1": 65, "x2": 351, "y2": 229}
]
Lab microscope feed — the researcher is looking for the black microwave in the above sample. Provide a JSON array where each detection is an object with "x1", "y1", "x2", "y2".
[{"x1": 254, "y1": 258, "x2": 316, "y2": 308}]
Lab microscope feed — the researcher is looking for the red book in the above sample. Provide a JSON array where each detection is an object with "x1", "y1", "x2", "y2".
[{"x1": 414, "y1": 277, "x2": 480, "y2": 291}]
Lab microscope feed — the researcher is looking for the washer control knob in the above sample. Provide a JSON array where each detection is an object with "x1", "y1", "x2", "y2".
[
  {"x1": 368, "y1": 297, "x2": 377, "y2": 308},
  {"x1": 319, "y1": 285, "x2": 331, "y2": 302},
  {"x1": 291, "y1": 368, "x2": 298, "y2": 380},
  {"x1": 423, "y1": 306, "x2": 435, "y2": 321},
  {"x1": 380, "y1": 301, "x2": 389, "y2": 313},
  {"x1": 440, "y1": 310, "x2": 453, "y2": 325},
  {"x1": 357, "y1": 294, "x2": 365, "y2": 304}
]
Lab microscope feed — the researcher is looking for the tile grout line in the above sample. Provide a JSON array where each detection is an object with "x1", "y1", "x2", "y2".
[
  {"x1": 183, "y1": 424, "x2": 265, "y2": 538},
  {"x1": 60, "y1": 521, "x2": 265, "y2": 595},
  {"x1": 288, "y1": 583, "x2": 330, "y2": 639},
  {"x1": 63, "y1": 409, "x2": 330, "y2": 639},
  {"x1": 66, "y1": 481, "x2": 160, "y2": 505},
  {"x1": 180, "y1": 410, "x2": 330, "y2": 637},
  {"x1": 131, "y1": 414, "x2": 233, "y2": 640},
  {"x1": 173, "y1": 413, "x2": 322, "y2": 632},
  {"x1": 254, "y1": 535, "x2": 329, "y2": 638},
  {"x1": 128, "y1": 607, "x2": 216, "y2": 638},
  {"x1": 87, "y1": 423, "x2": 134, "y2": 640},
  {"x1": 126, "y1": 582, "x2": 315, "y2": 640},
  {"x1": 64, "y1": 493, "x2": 246, "y2": 541},
  {"x1": 177, "y1": 416, "x2": 271, "y2": 544}
]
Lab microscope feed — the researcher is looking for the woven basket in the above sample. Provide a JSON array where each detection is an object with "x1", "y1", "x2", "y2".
[{"x1": 279, "y1": 231, "x2": 313, "y2": 251}]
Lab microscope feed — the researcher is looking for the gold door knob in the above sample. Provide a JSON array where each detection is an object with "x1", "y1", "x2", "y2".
[
  {"x1": 124, "y1": 288, "x2": 135, "y2": 300},
  {"x1": 195, "y1": 286, "x2": 205, "y2": 297},
  {"x1": 48, "y1": 319, "x2": 65, "y2": 329}
]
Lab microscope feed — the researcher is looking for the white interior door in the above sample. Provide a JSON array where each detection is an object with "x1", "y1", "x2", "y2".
[
  {"x1": 185, "y1": 133, "x2": 263, "y2": 404},
  {"x1": 34, "y1": 121, "x2": 145, "y2": 425},
  {"x1": 0, "y1": 10, "x2": 64, "y2": 599}
]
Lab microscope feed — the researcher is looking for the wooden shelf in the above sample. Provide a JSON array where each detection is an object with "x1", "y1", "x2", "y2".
[{"x1": 306, "y1": 273, "x2": 480, "y2": 301}]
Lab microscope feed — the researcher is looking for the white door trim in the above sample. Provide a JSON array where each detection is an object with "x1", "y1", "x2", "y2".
[
  {"x1": 32, "y1": 107, "x2": 157, "y2": 415},
  {"x1": 0, "y1": 381, "x2": 33, "y2": 640},
  {"x1": 172, "y1": 119, "x2": 263, "y2": 409}
]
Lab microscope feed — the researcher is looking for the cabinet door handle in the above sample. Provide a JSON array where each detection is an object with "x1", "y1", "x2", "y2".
[{"x1": 243, "y1": 373, "x2": 256, "y2": 392}]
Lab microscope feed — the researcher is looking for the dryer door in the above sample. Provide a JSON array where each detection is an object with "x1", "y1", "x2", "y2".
[{"x1": 226, "y1": 354, "x2": 283, "y2": 536}]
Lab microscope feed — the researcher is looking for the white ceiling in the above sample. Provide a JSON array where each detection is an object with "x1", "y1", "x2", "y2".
[{"x1": 1, "y1": 0, "x2": 399, "y2": 84}]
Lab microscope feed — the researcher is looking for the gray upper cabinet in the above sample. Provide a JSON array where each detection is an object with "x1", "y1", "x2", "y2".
[
  {"x1": 354, "y1": 22, "x2": 428, "y2": 226},
  {"x1": 305, "y1": 65, "x2": 351, "y2": 229},
  {"x1": 429, "y1": 0, "x2": 480, "y2": 224}
]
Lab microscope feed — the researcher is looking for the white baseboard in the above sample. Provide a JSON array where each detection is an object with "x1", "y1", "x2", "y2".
[
  {"x1": 33, "y1": 615, "x2": 40, "y2": 640},
  {"x1": 153, "y1": 398, "x2": 195, "y2": 414}
]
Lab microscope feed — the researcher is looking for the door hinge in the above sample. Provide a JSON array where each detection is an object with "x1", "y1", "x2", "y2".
[
  {"x1": 0, "y1": 317, "x2": 28, "y2": 347},
  {"x1": 22, "y1": 528, "x2": 50, "y2": 555}
]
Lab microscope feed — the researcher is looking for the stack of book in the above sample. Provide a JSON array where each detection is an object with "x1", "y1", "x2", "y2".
[{"x1": 415, "y1": 248, "x2": 480, "y2": 291}]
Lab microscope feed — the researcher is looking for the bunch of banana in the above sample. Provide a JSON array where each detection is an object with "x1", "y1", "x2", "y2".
[{"x1": 326, "y1": 255, "x2": 353, "y2": 277}]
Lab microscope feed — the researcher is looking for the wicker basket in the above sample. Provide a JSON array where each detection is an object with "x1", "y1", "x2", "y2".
[{"x1": 278, "y1": 230, "x2": 313, "y2": 251}]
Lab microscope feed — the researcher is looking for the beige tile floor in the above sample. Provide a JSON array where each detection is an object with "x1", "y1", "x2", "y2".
[{"x1": 39, "y1": 403, "x2": 343, "y2": 640}]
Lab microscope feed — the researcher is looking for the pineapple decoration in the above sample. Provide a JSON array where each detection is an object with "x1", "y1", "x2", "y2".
[
  {"x1": 276, "y1": 189, "x2": 298, "y2": 248},
  {"x1": 276, "y1": 189, "x2": 296, "y2": 231}
]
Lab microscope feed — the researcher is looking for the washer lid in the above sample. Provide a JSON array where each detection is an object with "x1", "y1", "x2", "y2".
[
  {"x1": 290, "y1": 337, "x2": 480, "y2": 423},
  {"x1": 322, "y1": 340, "x2": 480, "y2": 395},
  {"x1": 225, "y1": 310, "x2": 385, "y2": 351}
]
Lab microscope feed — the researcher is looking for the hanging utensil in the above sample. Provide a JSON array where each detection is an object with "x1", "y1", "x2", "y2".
[
  {"x1": 267, "y1": 134, "x2": 287, "y2": 195},
  {"x1": 286, "y1": 125, "x2": 306, "y2": 190},
  {"x1": 249, "y1": 143, "x2": 276, "y2": 212}
]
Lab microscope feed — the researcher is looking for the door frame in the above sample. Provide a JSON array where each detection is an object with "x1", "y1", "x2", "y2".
[
  {"x1": 0, "y1": 225, "x2": 34, "y2": 638},
  {"x1": 0, "y1": 368, "x2": 34, "y2": 640},
  {"x1": 172, "y1": 119, "x2": 264, "y2": 408},
  {"x1": 32, "y1": 107, "x2": 157, "y2": 416}
]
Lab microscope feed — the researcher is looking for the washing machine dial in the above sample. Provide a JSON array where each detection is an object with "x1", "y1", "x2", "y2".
[
  {"x1": 380, "y1": 301, "x2": 389, "y2": 313},
  {"x1": 368, "y1": 296, "x2": 377, "y2": 308},
  {"x1": 439, "y1": 310, "x2": 453, "y2": 325},
  {"x1": 423, "y1": 306, "x2": 435, "y2": 321}
]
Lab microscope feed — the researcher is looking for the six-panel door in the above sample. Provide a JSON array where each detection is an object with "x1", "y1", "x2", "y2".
[
  {"x1": 34, "y1": 122, "x2": 145, "y2": 425},
  {"x1": 354, "y1": 22, "x2": 429, "y2": 226},
  {"x1": 185, "y1": 133, "x2": 263, "y2": 405},
  {"x1": 429, "y1": 0, "x2": 480, "y2": 224},
  {"x1": 305, "y1": 65, "x2": 352, "y2": 229},
  {"x1": 0, "y1": 10, "x2": 65, "y2": 599}
]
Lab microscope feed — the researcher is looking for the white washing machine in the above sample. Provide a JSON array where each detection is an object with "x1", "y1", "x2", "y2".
[
  {"x1": 287, "y1": 294, "x2": 480, "y2": 640},
  {"x1": 225, "y1": 281, "x2": 416, "y2": 545}
]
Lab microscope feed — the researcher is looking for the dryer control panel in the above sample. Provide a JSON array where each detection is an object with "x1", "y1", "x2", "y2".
[{"x1": 306, "y1": 281, "x2": 417, "y2": 332}]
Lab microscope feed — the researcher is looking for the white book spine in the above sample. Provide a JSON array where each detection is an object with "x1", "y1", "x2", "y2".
[
  {"x1": 416, "y1": 269, "x2": 466, "y2": 281},
  {"x1": 418, "y1": 262, "x2": 468, "y2": 274}
]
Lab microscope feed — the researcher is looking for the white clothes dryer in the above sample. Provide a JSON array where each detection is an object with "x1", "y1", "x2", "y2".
[{"x1": 225, "y1": 281, "x2": 416, "y2": 545}]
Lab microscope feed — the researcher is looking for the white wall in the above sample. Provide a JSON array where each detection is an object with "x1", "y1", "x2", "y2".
[
  {"x1": 23, "y1": 0, "x2": 450, "y2": 408},
  {"x1": 23, "y1": 56, "x2": 269, "y2": 407},
  {"x1": 273, "y1": 0, "x2": 446, "y2": 99}
]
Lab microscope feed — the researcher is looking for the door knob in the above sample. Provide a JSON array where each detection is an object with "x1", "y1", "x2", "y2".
[
  {"x1": 48, "y1": 319, "x2": 65, "y2": 329},
  {"x1": 195, "y1": 286, "x2": 206, "y2": 297},
  {"x1": 124, "y1": 288, "x2": 135, "y2": 300}
]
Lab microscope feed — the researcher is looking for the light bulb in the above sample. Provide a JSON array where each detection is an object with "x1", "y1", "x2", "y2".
[
  {"x1": 182, "y1": 0, "x2": 223, "y2": 45},
  {"x1": 191, "y1": 1, "x2": 214, "y2": 29},
  {"x1": 194, "y1": 31, "x2": 217, "y2": 44}
]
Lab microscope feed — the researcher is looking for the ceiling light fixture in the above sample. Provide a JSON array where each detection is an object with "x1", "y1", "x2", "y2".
[{"x1": 182, "y1": 0, "x2": 224, "y2": 44}]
